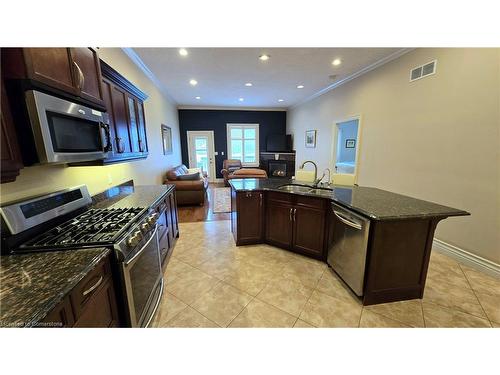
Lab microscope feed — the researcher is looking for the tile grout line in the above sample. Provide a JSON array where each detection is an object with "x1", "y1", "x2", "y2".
[{"x1": 457, "y1": 263, "x2": 493, "y2": 327}]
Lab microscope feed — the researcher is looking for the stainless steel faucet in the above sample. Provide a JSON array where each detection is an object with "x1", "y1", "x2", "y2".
[{"x1": 300, "y1": 160, "x2": 322, "y2": 187}]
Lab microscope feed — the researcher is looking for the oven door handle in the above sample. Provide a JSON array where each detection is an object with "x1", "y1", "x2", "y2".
[{"x1": 124, "y1": 225, "x2": 158, "y2": 267}]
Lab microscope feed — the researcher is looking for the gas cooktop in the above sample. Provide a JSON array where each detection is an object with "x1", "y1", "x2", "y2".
[{"x1": 19, "y1": 207, "x2": 145, "y2": 251}]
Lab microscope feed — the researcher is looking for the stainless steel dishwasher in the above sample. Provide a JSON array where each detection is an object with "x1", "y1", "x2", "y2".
[{"x1": 327, "y1": 203, "x2": 371, "y2": 296}]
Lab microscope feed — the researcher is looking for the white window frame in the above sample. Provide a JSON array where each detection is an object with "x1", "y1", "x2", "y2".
[{"x1": 226, "y1": 123, "x2": 260, "y2": 167}]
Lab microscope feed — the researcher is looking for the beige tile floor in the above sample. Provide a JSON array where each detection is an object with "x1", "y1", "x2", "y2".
[{"x1": 151, "y1": 220, "x2": 499, "y2": 328}]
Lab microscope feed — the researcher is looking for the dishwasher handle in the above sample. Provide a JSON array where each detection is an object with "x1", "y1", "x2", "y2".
[{"x1": 333, "y1": 209, "x2": 363, "y2": 230}]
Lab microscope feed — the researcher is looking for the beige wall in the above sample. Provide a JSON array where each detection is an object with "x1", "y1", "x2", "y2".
[
  {"x1": 1, "y1": 48, "x2": 182, "y2": 203},
  {"x1": 288, "y1": 48, "x2": 500, "y2": 264}
]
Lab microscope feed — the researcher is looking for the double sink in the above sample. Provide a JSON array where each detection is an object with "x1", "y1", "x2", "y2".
[{"x1": 277, "y1": 184, "x2": 334, "y2": 196}]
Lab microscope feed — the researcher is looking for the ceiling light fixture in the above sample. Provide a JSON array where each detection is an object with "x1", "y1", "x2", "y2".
[
  {"x1": 179, "y1": 48, "x2": 188, "y2": 56},
  {"x1": 296, "y1": 85, "x2": 304, "y2": 89},
  {"x1": 189, "y1": 79, "x2": 198, "y2": 86},
  {"x1": 259, "y1": 54, "x2": 270, "y2": 61},
  {"x1": 238, "y1": 98, "x2": 244, "y2": 102},
  {"x1": 195, "y1": 96, "x2": 201, "y2": 100},
  {"x1": 332, "y1": 58, "x2": 342, "y2": 66},
  {"x1": 245, "y1": 82, "x2": 253, "y2": 87},
  {"x1": 278, "y1": 99, "x2": 284, "y2": 102}
]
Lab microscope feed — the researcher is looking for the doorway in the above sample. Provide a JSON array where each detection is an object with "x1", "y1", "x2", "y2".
[
  {"x1": 331, "y1": 117, "x2": 362, "y2": 185},
  {"x1": 187, "y1": 131, "x2": 216, "y2": 182}
]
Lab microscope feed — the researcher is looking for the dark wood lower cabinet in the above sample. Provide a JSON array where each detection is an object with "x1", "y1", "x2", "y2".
[
  {"x1": 292, "y1": 205, "x2": 326, "y2": 258},
  {"x1": 232, "y1": 191, "x2": 264, "y2": 245},
  {"x1": 155, "y1": 187, "x2": 179, "y2": 268},
  {"x1": 41, "y1": 254, "x2": 119, "y2": 328},
  {"x1": 265, "y1": 202, "x2": 293, "y2": 249}
]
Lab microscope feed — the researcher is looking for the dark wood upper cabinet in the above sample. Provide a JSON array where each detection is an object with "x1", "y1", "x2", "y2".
[
  {"x1": 1, "y1": 79, "x2": 23, "y2": 183},
  {"x1": 69, "y1": 48, "x2": 104, "y2": 105},
  {"x1": 110, "y1": 85, "x2": 133, "y2": 154},
  {"x1": 2, "y1": 47, "x2": 105, "y2": 108},
  {"x1": 24, "y1": 48, "x2": 76, "y2": 94}
]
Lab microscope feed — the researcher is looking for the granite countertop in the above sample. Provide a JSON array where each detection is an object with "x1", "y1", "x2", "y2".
[
  {"x1": 92, "y1": 184, "x2": 174, "y2": 210},
  {"x1": 0, "y1": 248, "x2": 110, "y2": 327},
  {"x1": 229, "y1": 178, "x2": 469, "y2": 220}
]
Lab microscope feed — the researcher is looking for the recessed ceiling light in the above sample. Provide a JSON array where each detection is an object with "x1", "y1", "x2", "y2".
[
  {"x1": 238, "y1": 98, "x2": 244, "y2": 102},
  {"x1": 332, "y1": 58, "x2": 342, "y2": 66},
  {"x1": 195, "y1": 96, "x2": 201, "y2": 100},
  {"x1": 189, "y1": 79, "x2": 198, "y2": 86},
  {"x1": 259, "y1": 54, "x2": 270, "y2": 61},
  {"x1": 278, "y1": 99, "x2": 284, "y2": 102},
  {"x1": 179, "y1": 48, "x2": 188, "y2": 56},
  {"x1": 296, "y1": 85, "x2": 304, "y2": 89},
  {"x1": 245, "y1": 82, "x2": 253, "y2": 87}
]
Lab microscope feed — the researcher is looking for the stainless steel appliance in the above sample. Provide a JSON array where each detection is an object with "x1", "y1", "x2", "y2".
[
  {"x1": 0, "y1": 185, "x2": 163, "y2": 327},
  {"x1": 24, "y1": 90, "x2": 111, "y2": 164},
  {"x1": 327, "y1": 202, "x2": 371, "y2": 296}
]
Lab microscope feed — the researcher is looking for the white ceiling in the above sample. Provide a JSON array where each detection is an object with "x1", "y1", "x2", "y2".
[{"x1": 131, "y1": 48, "x2": 404, "y2": 109}]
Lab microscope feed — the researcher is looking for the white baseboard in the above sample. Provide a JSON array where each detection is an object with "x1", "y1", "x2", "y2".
[{"x1": 432, "y1": 238, "x2": 500, "y2": 278}]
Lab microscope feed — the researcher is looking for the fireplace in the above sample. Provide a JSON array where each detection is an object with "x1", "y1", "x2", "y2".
[{"x1": 268, "y1": 161, "x2": 288, "y2": 177}]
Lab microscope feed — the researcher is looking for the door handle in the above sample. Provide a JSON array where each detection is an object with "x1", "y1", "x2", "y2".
[
  {"x1": 333, "y1": 210, "x2": 362, "y2": 230},
  {"x1": 293, "y1": 208, "x2": 297, "y2": 221},
  {"x1": 259, "y1": 193, "x2": 263, "y2": 207},
  {"x1": 289, "y1": 208, "x2": 293, "y2": 221},
  {"x1": 82, "y1": 275, "x2": 103, "y2": 296},
  {"x1": 73, "y1": 61, "x2": 84, "y2": 90}
]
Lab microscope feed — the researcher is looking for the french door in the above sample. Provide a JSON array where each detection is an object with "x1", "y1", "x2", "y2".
[{"x1": 187, "y1": 131, "x2": 216, "y2": 182}]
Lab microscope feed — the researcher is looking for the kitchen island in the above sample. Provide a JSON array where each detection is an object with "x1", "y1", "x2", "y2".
[{"x1": 229, "y1": 178, "x2": 469, "y2": 305}]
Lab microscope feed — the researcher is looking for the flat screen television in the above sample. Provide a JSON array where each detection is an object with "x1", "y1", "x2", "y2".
[{"x1": 266, "y1": 134, "x2": 292, "y2": 152}]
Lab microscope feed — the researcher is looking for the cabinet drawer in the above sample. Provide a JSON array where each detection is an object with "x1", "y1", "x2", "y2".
[
  {"x1": 295, "y1": 195, "x2": 326, "y2": 209},
  {"x1": 157, "y1": 210, "x2": 168, "y2": 241},
  {"x1": 70, "y1": 256, "x2": 111, "y2": 319},
  {"x1": 266, "y1": 191, "x2": 292, "y2": 204}
]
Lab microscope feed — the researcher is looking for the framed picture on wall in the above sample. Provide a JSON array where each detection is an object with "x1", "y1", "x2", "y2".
[
  {"x1": 345, "y1": 139, "x2": 356, "y2": 148},
  {"x1": 161, "y1": 124, "x2": 173, "y2": 155},
  {"x1": 305, "y1": 130, "x2": 317, "y2": 148}
]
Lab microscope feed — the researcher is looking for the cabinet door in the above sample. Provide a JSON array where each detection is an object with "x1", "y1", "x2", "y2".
[
  {"x1": 70, "y1": 47, "x2": 104, "y2": 105},
  {"x1": 1, "y1": 81, "x2": 23, "y2": 183},
  {"x1": 24, "y1": 48, "x2": 77, "y2": 94},
  {"x1": 110, "y1": 85, "x2": 132, "y2": 154},
  {"x1": 236, "y1": 192, "x2": 263, "y2": 244},
  {"x1": 169, "y1": 192, "x2": 179, "y2": 239},
  {"x1": 40, "y1": 296, "x2": 75, "y2": 328},
  {"x1": 265, "y1": 201, "x2": 292, "y2": 248},
  {"x1": 135, "y1": 100, "x2": 148, "y2": 153},
  {"x1": 72, "y1": 279, "x2": 120, "y2": 328},
  {"x1": 126, "y1": 95, "x2": 141, "y2": 153},
  {"x1": 292, "y1": 206, "x2": 326, "y2": 258},
  {"x1": 101, "y1": 78, "x2": 117, "y2": 157}
]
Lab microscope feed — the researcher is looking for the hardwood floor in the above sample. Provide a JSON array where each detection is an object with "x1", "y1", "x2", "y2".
[{"x1": 178, "y1": 183, "x2": 231, "y2": 223}]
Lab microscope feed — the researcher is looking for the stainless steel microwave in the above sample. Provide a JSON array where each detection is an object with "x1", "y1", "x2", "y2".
[{"x1": 24, "y1": 90, "x2": 111, "y2": 164}]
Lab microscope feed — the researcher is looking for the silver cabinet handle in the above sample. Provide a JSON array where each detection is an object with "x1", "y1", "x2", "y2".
[
  {"x1": 333, "y1": 210, "x2": 362, "y2": 230},
  {"x1": 289, "y1": 208, "x2": 293, "y2": 221},
  {"x1": 73, "y1": 61, "x2": 84, "y2": 90},
  {"x1": 259, "y1": 193, "x2": 263, "y2": 207},
  {"x1": 82, "y1": 275, "x2": 103, "y2": 296},
  {"x1": 293, "y1": 208, "x2": 297, "y2": 221}
]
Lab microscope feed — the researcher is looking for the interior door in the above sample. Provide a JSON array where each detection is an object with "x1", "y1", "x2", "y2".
[
  {"x1": 187, "y1": 131, "x2": 216, "y2": 182},
  {"x1": 331, "y1": 117, "x2": 361, "y2": 186}
]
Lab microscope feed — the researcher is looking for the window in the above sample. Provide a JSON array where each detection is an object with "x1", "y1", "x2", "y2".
[{"x1": 226, "y1": 123, "x2": 259, "y2": 166}]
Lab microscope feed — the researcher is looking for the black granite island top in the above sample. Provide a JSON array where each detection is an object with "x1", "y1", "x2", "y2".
[
  {"x1": 229, "y1": 178, "x2": 469, "y2": 220},
  {"x1": 0, "y1": 248, "x2": 110, "y2": 327}
]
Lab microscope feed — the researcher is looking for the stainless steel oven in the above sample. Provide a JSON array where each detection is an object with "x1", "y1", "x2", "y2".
[
  {"x1": 118, "y1": 217, "x2": 163, "y2": 328},
  {"x1": 25, "y1": 90, "x2": 111, "y2": 164}
]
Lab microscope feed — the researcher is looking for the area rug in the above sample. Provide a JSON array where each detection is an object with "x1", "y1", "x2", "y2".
[{"x1": 212, "y1": 187, "x2": 231, "y2": 213}]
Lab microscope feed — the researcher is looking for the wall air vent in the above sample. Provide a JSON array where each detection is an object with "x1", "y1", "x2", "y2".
[{"x1": 409, "y1": 60, "x2": 437, "y2": 82}]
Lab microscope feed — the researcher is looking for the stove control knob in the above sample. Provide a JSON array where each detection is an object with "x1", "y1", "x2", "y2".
[
  {"x1": 141, "y1": 222, "x2": 150, "y2": 232},
  {"x1": 126, "y1": 230, "x2": 143, "y2": 247},
  {"x1": 147, "y1": 212, "x2": 159, "y2": 225}
]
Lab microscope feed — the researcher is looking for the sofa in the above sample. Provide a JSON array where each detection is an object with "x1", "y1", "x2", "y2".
[
  {"x1": 221, "y1": 159, "x2": 268, "y2": 186},
  {"x1": 164, "y1": 164, "x2": 208, "y2": 205}
]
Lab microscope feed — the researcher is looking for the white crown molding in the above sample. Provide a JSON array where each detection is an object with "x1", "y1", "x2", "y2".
[
  {"x1": 177, "y1": 105, "x2": 287, "y2": 111},
  {"x1": 121, "y1": 48, "x2": 178, "y2": 105},
  {"x1": 433, "y1": 238, "x2": 500, "y2": 278},
  {"x1": 290, "y1": 48, "x2": 415, "y2": 109}
]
